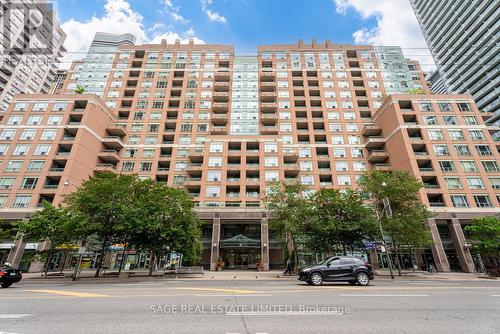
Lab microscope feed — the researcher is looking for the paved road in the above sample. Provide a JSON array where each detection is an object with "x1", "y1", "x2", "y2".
[{"x1": 1, "y1": 278, "x2": 499, "y2": 334}]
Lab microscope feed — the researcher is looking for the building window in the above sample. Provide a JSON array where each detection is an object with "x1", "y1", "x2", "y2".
[
  {"x1": 433, "y1": 145, "x2": 449, "y2": 156},
  {"x1": 448, "y1": 130, "x2": 464, "y2": 141},
  {"x1": 423, "y1": 116, "x2": 438, "y2": 125},
  {"x1": 481, "y1": 161, "x2": 499, "y2": 172},
  {"x1": 121, "y1": 162, "x2": 135, "y2": 172},
  {"x1": 27, "y1": 160, "x2": 45, "y2": 172},
  {"x1": 20, "y1": 129, "x2": 36, "y2": 140},
  {"x1": 489, "y1": 177, "x2": 500, "y2": 189},
  {"x1": 468, "y1": 130, "x2": 485, "y2": 141},
  {"x1": 301, "y1": 175, "x2": 314, "y2": 185},
  {"x1": 6, "y1": 160, "x2": 23, "y2": 172},
  {"x1": 34, "y1": 144, "x2": 51, "y2": 155},
  {"x1": 438, "y1": 102, "x2": 452, "y2": 112},
  {"x1": 12, "y1": 195, "x2": 31, "y2": 208},
  {"x1": 207, "y1": 171, "x2": 221, "y2": 182},
  {"x1": 139, "y1": 162, "x2": 152, "y2": 172},
  {"x1": 418, "y1": 102, "x2": 432, "y2": 112},
  {"x1": 454, "y1": 145, "x2": 470, "y2": 156},
  {"x1": 443, "y1": 116, "x2": 457, "y2": 125},
  {"x1": 427, "y1": 130, "x2": 443, "y2": 140},
  {"x1": 53, "y1": 103, "x2": 67, "y2": 111},
  {"x1": 41, "y1": 129, "x2": 57, "y2": 140},
  {"x1": 438, "y1": 160, "x2": 454, "y2": 172},
  {"x1": 206, "y1": 186, "x2": 221, "y2": 198},
  {"x1": 337, "y1": 175, "x2": 352, "y2": 186},
  {"x1": 13, "y1": 144, "x2": 30, "y2": 156},
  {"x1": 473, "y1": 195, "x2": 492, "y2": 208},
  {"x1": 466, "y1": 177, "x2": 484, "y2": 189},
  {"x1": 457, "y1": 102, "x2": 471, "y2": 112},
  {"x1": 460, "y1": 160, "x2": 477, "y2": 172},
  {"x1": 210, "y1": 142, "x2": 223, "y2": 153},
  {"x1": 450, "y1": 195, "x2": 469, "y2": 208},
  {"x1": 475, "y1": 145, "x2": 492, "y2": 156},
  {"x1": 444, "y1": 177, "x2": 462, "y2": 190},
  {"x1": 265, "y1": 171, "x2": 279, "y2": 182},
  {"x1": 20, "y1": 177, "x2": 38, "y2": 189},
  {"x1": 208, "y1": 157, "x2": 222, "y2": 167},
  {"x1": 264, "y1": 143, "x2": 278, "y2": 153}
]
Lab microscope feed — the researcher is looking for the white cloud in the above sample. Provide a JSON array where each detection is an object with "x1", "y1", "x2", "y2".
[
  {"x1": 205, "y1": 10, "x2": 227, "y2": 23},
  {"x1": 200, "y1": 0, "x2": 226, "y2": 23},
  {"x1": 60, "y1": 0, "x2": 202, "y2": 69},
  {"x1": 333, "y1": 0, "x2": 435, "y2": 71},
  {"x1": 163, "y1": 0, "x2": 189, "y2": 23},
  {"x1": 150, "y1": 30, "x2": 205, "y2": 45}
]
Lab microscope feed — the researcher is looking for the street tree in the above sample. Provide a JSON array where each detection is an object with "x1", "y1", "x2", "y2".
[
  {"x1": 464, "y1": 216, "x2": 500, "y2": 274},
  {"x1": 307, "y1": 189, "x2": 378, "y2": 255},
  {"x1": 264, "y1": 181, "x2": 313, "y2": 268},
  {"x1": 359, "y1": 170, "x2": 433, "y2": 275},
  {"x1": 64, "y1": 173, "x2": 138, "y2": 277},
  {"x1": 129, "y1": 179, "x2": 201, "y2": 276},
  {"x1": 16, "y1": 201, "x2": 73, "y2": 277}
]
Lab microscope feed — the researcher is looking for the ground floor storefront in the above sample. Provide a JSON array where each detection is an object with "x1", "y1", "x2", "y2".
[{"x1": 1, "y1": 208, "x2": 498, "y2": 273}]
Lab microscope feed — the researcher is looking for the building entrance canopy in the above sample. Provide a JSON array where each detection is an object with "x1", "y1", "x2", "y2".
[{"x1": 220, "y1": 234, "x2": 260, "y2": 249}]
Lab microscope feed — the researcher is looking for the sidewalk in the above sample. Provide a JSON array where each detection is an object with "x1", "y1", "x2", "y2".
[{"x1": 20, "y1": 268, "x2": 495, "y2": 283}]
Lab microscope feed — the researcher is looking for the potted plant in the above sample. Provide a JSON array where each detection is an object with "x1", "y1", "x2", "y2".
[
  {"x1": 216, "y1": 257, "x2": 225, "y2": 271},
  {"x1": 255, "y1": 256, "x2": 264, "y2": 271}
]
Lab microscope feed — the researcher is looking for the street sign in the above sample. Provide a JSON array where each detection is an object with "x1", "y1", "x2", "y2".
[{"x1": 364, "y1": 242, "x2": 375, "y2": 249}]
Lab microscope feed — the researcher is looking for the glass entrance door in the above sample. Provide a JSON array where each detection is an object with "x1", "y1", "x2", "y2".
[{"x1": 221, "y1": 249, "x2": 259, "y2": 269}]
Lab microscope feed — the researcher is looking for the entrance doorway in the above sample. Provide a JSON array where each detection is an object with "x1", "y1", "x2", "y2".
[
  {"x1": 220, "y1": 248, "x2": 260, "y2": 269},
  {"x1": 219, "y1": 224, "x2": 261, "y2": 270}
]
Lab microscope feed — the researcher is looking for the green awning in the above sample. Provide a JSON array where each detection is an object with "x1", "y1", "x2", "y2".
[{"x1": 220, "y1": 234, "x2": 261, "y2": 248}]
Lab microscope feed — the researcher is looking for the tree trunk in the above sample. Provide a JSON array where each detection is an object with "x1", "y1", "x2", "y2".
[
  {"x1": 43, "y1": 248, "x2": 54, "y2": 278},
  {"x1": 148, "y1": 250, "x2": 155, "y2": 277},
  {"x1": 393, "y1": 241, "x2": 402, "y2": 276},
  {"x1": 59, "y1": 250, "x2": 68, "y2": 274},
  {"x1": 95, "y1": 237, "x2": 108, "y2": 278},
  {"x1": 341, "y1": 243, "x2": 347, "y2": 256},
  {"x1": 118, "y1": 247, "x2": 127, "y2": 275}
]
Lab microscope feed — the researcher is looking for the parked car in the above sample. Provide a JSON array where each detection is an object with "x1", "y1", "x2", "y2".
[
  {"x1": 298, "y1": 256, "x2": 374, "y2": 286},
  {"x1": 0, "y1": 262, "x2": 22, "y2": 288}
]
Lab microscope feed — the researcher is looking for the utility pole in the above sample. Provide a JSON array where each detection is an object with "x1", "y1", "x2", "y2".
[{"x1": 375, "y1": 207, "x2": 395, "y2": 279}]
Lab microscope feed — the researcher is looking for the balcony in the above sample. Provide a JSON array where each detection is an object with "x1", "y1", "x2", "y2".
[
  {"x1": 260, "y1": 102, "x2": 277, "y2": 112},
  {"x1": 260, "y1": 113, "x2": 278, "y2": 121},
  {"x1": 185, "y1": 178, "x2": 202, "y2": 186},
  {"x1": 102, "y1": 136, "x2": 124, "y2": 149},
  {"x1": 373, "y1": 164, "x2": 391, "y2": 172},
  {"x1": 362, "y1": 125, "x2": 382, "y2": 136},
  {"x1": 213, "y1": 92, "x2": 229, "y2": 102},
  {"x1": 367, "y1": 150, "x2": 389, "y2": 162},
  {"x1": 214, "y1": 82, "x2": 230, "y2": 92},
  {"x1": 186, "y1": 164, "x2": 203, "y2": 172},
  {"x1": 364, "y1": 136, "x2": 385, "y2": 148},
  {"x1": 210, "y1": 126, "x2": 228, "y2": 135},
  {"x1": 98, "y1": 150, "x2": 120, "y2": 162},
  {"x1": 212, "y1": 102, "x2": 229, "y2": 113},
  {"x1": 261, "y1": 126, "x2": 279, "y2": 135},
  {"x1": 106, "y1": 124, "x2": 127, "y2": 137},
  {"x1": 283, "y1": 163, "x2": 300, "y2": 173},
  {"x1": 260, "y1": 72, "x2": 276, "y2": 82},
  {"x1": 214, "y1": 71, "x2": 230, "y2": 82},
  {"x1": 95, "y1": 163, "x2": 117, "y2": 173},
  {"x1": 259, "y1": 82, "x2": 276, "y2": 92}
]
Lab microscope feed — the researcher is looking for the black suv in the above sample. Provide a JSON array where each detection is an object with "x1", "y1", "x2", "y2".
[
  {"x1": 298, "y1": 256, "x2": 374, "y2": 286},
  {"x1": 0, "y1": 263, "x2": 22, "y2": 288}
]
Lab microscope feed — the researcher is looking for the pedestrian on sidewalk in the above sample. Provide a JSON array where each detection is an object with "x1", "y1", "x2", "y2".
[{"x1": 283, "y1": 259, "x2": 293, "y2": 276}]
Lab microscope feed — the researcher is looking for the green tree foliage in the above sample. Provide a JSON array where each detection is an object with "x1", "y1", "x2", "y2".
[
  {"x1": 64, "y1": 173, "x2": 139, "y2": 277},
  {"x1": 64, "y1": 173, "x2": 201, "y2": 277},
  {"x1": 359, "y1": 170, "x2": 433, "y2": 274},
  {"x1": 465, "y1": 216, "x2": 500, "y2": 272},
  {"x1": 264, "y1": 181, "x2": 313, "y2": 267},
  {"x1": 16, "y1": 201, "x2": 73, "y2": 277},
  {"x1": 129, "y1": 179, "x2": 201, "y2": 275},
  {"x1": 74, "y1": 85, "x2": 86, "y2": 94},
  {"x1": 307, "y1": 189, "x2": 378, "y2": 255}
]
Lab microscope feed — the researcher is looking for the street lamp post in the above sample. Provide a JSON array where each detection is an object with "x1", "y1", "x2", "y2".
[{"x1": 378, "y1": 181, "x2": 395, "y2": 280}]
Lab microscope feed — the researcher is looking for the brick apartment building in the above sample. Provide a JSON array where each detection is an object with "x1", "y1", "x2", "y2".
[{"x1": 0, "y1": 38, "x2": 498, "y2": 272}]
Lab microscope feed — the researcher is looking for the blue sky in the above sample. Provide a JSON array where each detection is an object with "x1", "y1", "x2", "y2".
[{"x1": 57, "y1": 0, "x2": 434, "y2": 70}]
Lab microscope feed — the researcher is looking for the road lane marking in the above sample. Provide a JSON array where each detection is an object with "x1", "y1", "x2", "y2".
[
  {"x1": 193, "y1": 294, "x2": 274, "y2": 297},
  {"x1": 341, "y1": 293, "x2": 430, "y2": 297},
  {"x1": 0, "y1": 314, "x2": 32, "y2": 319},
  {"x1": 492, "y1": 295, "x2": 500, "y2": 297},
  {"x1": 25, "y1": 289, "x2": 109, "y2": 298},
  {"x1": 173, "y1": 287, "x2": 261, "y2": 294}
]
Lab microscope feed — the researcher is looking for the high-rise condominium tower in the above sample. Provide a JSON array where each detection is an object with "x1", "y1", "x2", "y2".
[
  {"x1": 0, "y1": 0, "x2": 66, "y2": 113},
  {"x1": 0, "y1": 36, "x2": 498, "y2": 274},
  {"x1": 410, "y1": 0, "x2": 499, "y2": 127}
]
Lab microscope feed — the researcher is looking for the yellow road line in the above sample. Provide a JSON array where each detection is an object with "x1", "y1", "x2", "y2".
[
  {"x1": 172, "y1": 287, "x2": 261, "y2": 294},
  {"x1": 25, "y1": 289, "x2": 109, "y2": 298}
]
